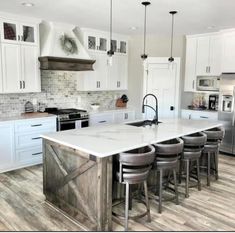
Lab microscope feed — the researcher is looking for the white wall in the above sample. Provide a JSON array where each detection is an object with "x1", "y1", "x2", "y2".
[{"x1": 127, "y1": 35, "x2": 186, "y2": 118}]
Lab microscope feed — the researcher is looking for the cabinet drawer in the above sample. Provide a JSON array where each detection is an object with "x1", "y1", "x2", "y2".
[
  {"x1": 15, "y1": 131, "x2": 43, "y2": 149},
  {"x1": 181, "y1": 110, "x2": 218, "y2": 120},
  {"x1": 15, "y1": 117, "x2": 56, "y2": 133},
  {"x1": 16, "y1": 146, "x2": 42, "y2": 165},
  {"x1": 89, "y1": 113, "x2": 114, "y2": 126}
]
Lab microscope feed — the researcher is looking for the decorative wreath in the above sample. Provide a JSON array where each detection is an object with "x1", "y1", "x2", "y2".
[{"x1": 60, "y1": 34, "x2": 78, "y2": 55}]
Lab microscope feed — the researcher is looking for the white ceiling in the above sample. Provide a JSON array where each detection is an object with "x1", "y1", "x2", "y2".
[{"x1": 0, "y1": 0, "x2": 235, "y2": 35}]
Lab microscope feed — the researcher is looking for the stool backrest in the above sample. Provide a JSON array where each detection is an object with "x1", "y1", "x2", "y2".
[
  {"x1": 203, "y1": 127, "x2": 225, "y2": 142},
  {"x1": 154, "y1": 138, "x2": 184, "y2": 157},
  {"x1": 118, "y1": 145, "x2": 155, "y2": 166},
  {"x1": 181, "y1": 132, "x2": 207, "y2": 147}
]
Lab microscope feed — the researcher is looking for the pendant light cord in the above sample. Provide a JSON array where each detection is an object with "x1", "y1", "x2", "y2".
[
  {"x1": 110, "y1": 0, "x2": 112, "y2": 50},
  {"x1": 170, "y1": 13, "x2": 174, "y2": 58},
  {"x1": 143, "y1": 5, "x2": 147, "y2": 56}
]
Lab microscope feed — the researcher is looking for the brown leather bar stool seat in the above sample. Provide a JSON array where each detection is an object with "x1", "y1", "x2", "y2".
[
  {"x1": 202, "y1": 127, "x2": 225, "y2": 186},
  {"x1": 154, "y1": 138, "x2": 184, "y2": 213},
  {"x1": 113, "y1": 145, "x2": 155, "y2": 231},
  {"x1": 180, "y1": 132, "x2": 207, "y2": 198}
]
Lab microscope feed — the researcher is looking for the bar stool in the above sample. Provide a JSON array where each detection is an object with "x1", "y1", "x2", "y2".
[
  {"x1": 113, "y1": 145, "x2": 155, "y2": 231},
  {"x1": 154, "y1": 138, "x2": 184, "y2": 213},
  {"x1": 202, "y1": 127, "x2": 225, "y2": 186},
  {"x1": 180, "y1": 132, "x2": 207, "y2": 198}
]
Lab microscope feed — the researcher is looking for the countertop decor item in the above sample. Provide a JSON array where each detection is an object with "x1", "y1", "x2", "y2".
[
  {"x1": 141, "y1": 1, "x2": 151, "y2": 61},
  {"x1": 90, "y1": 103, "x2": 100, "y2": 111},
  {"x1": 60, "y1": 34, "x2": 78, "y2": 55},
  {"x1": 24, "y1": 101, "x2": 34, "y2": 113},
  {"x1": 168, "y1": 11, "x2": 178, "y2": 62}
]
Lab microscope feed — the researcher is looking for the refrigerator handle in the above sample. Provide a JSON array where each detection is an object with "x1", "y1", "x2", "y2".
[{"x1": 233, "y1": 87, "x2": 235, "y2": 126}]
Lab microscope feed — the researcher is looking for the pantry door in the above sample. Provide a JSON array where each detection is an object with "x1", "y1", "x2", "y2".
[{"x1": 143, "y1": 57, "x2": 181, "y2": 120}]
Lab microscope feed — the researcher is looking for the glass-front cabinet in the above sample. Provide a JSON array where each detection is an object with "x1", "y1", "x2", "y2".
[
  {"x1": 1, "y1": 20, "x2": 37, "y2": 45},
  {"x1": 87, "y1": 35, "x2": 108, "y2": 52}
]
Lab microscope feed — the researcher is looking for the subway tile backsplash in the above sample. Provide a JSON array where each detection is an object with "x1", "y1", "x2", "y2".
[{"x1": 0, "y1": 71, "x2": 126, "y2": 117}]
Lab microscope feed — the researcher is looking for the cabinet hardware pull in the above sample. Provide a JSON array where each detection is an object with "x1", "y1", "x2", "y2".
[
  {"x1": 98, "y1": 121, "x2": 107, "y2": 123},
  {"x1": 32, "y1": 137, "x2": 41, "y2": 140},
  {"x1": 32, "y1": 152, "x2": 42, "y2": 156},
  {"x1": 200, "y1": 116, "x2": 208, "y2": 119},
  {"x1": 23, "y1": 81, "x2": 25, "y2": 89},
  {"x1": 21, "y1": 35, "x2": 23, "y2": 41},
  {"x1": 18, "y1": 35, "x2": 20, "y2": 41},
  {"x1": 209, "y1": 66, "x2": 211, "y2": 73},
  {"x1": 31, "y1": 124, "x2": 42, "y2": 127},
  {"x1": 20, "y1": 81, "x2": 22, "y2": 89}
]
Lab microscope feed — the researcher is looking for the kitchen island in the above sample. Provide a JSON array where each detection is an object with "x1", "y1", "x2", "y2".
[{"x1": 41, "y1": 118, "x2": 222, "y2": 231}]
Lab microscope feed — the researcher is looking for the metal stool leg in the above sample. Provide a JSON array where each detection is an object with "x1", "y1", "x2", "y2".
[
  {"x1": 158, "y1": 170, "x2": 163, "y2": 213},
  {"x1": 144, "y1": 181, "x2": 151, "y2": 222},
  {"x1": 196, "y1": 158, "x2": 201, "y2": 191},
  {"x1": 207, "y1": 152, "x2": 211, "y2": 186},
  {"x1": 173, "y1": 169, "x2": 179, "y2": 205},
  {"x1": 125, "y1": 182, "x2": 129, "y2": 231},
  {"x1": 215, "y1": 151, "x2": 219, "y2": 180},
  {"x1": 185, "y1": 160, "x2": 190, "y2": 198},
  {"x1": 179, "y1": 160, "x2": 182, "y2": 184},
  {"x1": 128, "y1": 186, "x2": 132, "y2": 210}
]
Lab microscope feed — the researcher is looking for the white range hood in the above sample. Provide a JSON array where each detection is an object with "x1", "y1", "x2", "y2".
[{"x1": 39, "y1": 21, "x2": 95, "y2": 71}]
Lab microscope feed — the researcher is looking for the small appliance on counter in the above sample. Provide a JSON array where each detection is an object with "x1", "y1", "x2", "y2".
[
  {"x1": 116, "y1": 94, "x2": 129, "y2": 107},
  {"x1": 208, "y1": 94, "x2": 219, "y2": 111},
  {"x1": 196, "y1": 76, "x2": 220, "y2": 91},
  {"x1": 44, "y1": 108, "x2": 89, "y2": 131}
]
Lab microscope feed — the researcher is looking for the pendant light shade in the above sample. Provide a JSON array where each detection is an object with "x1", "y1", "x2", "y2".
[
  {"x1": 141, "y1": 1, "x2": 151, "y2": 60},
  {"x1": 168, "y1": 11, "x2": 177, "y2": 62},
  {"x1": 107, "y1": 0, "x2": 114, "y2": 65}
]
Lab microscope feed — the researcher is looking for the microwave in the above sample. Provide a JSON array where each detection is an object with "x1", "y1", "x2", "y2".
[{"x1": 196, "y1": 76, "x2": 220, "y2": 91}]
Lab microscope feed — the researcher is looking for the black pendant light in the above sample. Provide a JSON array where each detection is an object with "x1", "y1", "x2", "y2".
[
  {"x1": 107, "y1": 0, "x2": 114, "y2": 62},
  {"x1": 141, "y1": 1, "x2": 151, "y2": 60},
  {"x1": 168, "y1": 11, "x2": 178, "y2": 62}
]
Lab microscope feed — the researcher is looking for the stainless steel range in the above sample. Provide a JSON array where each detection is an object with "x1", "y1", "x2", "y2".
[{"x1": 45, "y1": 108, "x2": 89, "y2": 131}]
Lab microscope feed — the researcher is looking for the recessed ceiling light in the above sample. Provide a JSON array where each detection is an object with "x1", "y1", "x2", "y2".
[
  {"x1": 129, "y1": 26, "x2": 138, "y2": 31},
  {"x1": 21, "y1": 2, "x2": 34, "y2": 7}
]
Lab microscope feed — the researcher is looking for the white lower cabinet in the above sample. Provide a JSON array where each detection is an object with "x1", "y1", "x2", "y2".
[
  {"x1": 89, "y1": 113, "x2": 114, "y2": 126},
  {"x1": 89, "y1": 109, "x2": 135, "y2": 126},
  {"x1": 114, "y1": 111, "x2": 135, "y2": 123},
  {"x1": 0, "y1": 122, "x2": 15, "y2": 171},
  {"x1": 181, "y1": 109, "x2": 218, "y2": 121},
  {"x1": 0, "y1": 116, "x2": 56, "y2": 173}
]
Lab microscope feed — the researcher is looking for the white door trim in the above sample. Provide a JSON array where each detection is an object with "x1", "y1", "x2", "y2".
[{"x1": 143, "y1": 57, "x2": 181, "y2": 118}]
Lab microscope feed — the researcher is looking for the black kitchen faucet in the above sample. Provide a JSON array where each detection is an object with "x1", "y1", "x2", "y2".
[{"x1": 142, "y1": 94, "x2": 159, "y2": 125}]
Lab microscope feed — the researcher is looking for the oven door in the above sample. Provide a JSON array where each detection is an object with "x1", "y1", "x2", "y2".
[
  {"x1": 75, "y1": 119, "x2": 89, "y2": 129},
  {"x1": 58, "y1": 120, "x2": 76, "y2": 131}
]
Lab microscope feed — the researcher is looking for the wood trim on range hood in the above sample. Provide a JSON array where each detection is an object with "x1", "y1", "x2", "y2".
[{"x1": 38, "y1": 56, "x2": 96, "y2": 71}]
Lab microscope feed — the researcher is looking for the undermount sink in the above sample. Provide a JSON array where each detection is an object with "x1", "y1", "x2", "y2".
[{"x1": 127, "y1": 120, "x2": 162, "y2": 127}]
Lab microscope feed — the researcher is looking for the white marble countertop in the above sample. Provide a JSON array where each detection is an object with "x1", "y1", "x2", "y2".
[
  {"x1": 42, "y1": 118, "x2": 222, "y2": 158},
  {"x1": 0, "y1": 113, "x2": 56, "y2": 123}
]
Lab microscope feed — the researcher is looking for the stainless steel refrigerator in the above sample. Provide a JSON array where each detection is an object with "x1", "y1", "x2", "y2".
[{"x1": 219, "y1": 73, "x2": 235, "y2": 155}]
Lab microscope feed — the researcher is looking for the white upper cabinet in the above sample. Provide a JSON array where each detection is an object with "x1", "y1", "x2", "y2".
[
  {"x1": 222, "y1": 30, "x2": 235, "y2": 73},
  {"x1": 184, "y1": 37, "x2": 197, "y2": 92},
  {"x1": 196, "y1": 35, "x2": 222, "y2": 76},
  {"x1": 1, "y1": 43, "x2": 21, "y2": 92},
  {"x1": 0, "y1": 15, "x2": 40, "y2": 93},
  {"x1": 77, "y1": 28, "x2": 128, "y2": 91},
  {"x1": 1, "y1": 20, "x2": 38, "y2": 45}
]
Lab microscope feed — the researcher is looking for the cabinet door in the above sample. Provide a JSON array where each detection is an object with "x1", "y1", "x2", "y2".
[
  {"x1": 222, "y1": 31, "x2": 235, "y2": 73},
  {"x1": 196, "y1": 37, "x2": 210, "y2": 76},
  {"x1": 209, "y1": 35, "x2": 222, "y2": 76},
  {"x1": 20, "y1": 23, "x2": 38, "y2": 45},
  {"x1": 21, "y1": 45, "x2": 40, "y2": 92},
  {"x1": 1, "y1": 20, "x2": 19, "y2": 43},
  {"x1": 0, "y1": 122, "x2": 15, "y2": 172},
  {"x1": 184, "y1": 37, "x2": 197, "y2": 92},
  {"x1": 1, "y1": 43, "x2": 21, "y2": 93},
  {"x1": 108, "y1": 55, "x2": 128, "y2": 90},
  {"x1": 93, "y1": 53, "x2": 108, "y2": 90}
]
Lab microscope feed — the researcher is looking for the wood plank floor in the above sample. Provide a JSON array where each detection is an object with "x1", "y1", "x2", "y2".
[{"x1": 0, "y1": 154, "x2": 234, "y2": 231}]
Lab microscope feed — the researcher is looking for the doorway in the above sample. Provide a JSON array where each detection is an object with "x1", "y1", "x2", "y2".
[{"x1": 143, "y1": 57, "x2": 181, "y2": 120}]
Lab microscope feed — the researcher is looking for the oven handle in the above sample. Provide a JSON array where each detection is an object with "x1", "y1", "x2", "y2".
[{"x1": 59, "y1": 120, "x2": 76, "y2": 125}]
